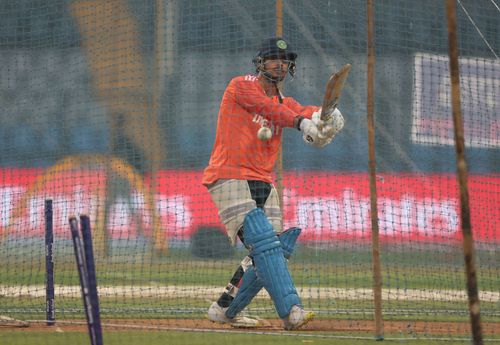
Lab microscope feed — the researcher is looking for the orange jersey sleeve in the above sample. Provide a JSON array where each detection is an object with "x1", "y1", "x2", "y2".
[
  {"x1": 282, "y1": 97, "x2": 319, "y2": 119},
  {"x1": 202, "y1": 75, "x2": 320, "y2": 185}
]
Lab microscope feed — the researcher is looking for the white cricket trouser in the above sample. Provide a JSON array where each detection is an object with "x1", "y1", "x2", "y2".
[{"x1": 207, "y1": 179, "x2": 282, "y2": 246}]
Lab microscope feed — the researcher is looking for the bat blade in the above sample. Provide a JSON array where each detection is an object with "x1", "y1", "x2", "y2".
[{"x1": 320, "y1": 63, "x2": 352, "y2": 121}]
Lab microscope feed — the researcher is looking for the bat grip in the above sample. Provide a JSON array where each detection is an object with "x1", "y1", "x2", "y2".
[{"x1": 320, "y1": 111, "x2": 333, "y2": 124}]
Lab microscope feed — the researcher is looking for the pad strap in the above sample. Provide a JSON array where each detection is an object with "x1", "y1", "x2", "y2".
[{"x1": 279, "y1": 227, "x2": 301, "y2": 259}]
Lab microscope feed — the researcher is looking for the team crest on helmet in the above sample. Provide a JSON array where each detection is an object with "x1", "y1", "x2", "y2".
[{"x1": 276, "y1": 40, "x2": 287, "y2": 49}]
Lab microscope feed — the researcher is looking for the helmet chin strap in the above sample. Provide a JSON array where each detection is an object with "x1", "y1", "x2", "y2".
[
  {"x1": 274, "y1": 81, "x2": 283, "y2": 104},
  {"x1": 255, "y1": 58, "x2": 288, "y2": 82},
  {"x1": 259, "y1": 68, "x2": 286, "y2": 83},
  {"x1": 265, "y1": 74, "x2": 285, "y2": 83},
  {"x1": 258, "y1": 69, "x2": 284, "y2": 103},
  {"x1": 254, "y1": 56, "x2": 296, "y2": 82}
]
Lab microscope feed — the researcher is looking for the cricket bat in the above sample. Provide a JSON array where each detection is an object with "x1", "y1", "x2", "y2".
[{"x1": 320, "y1": 63, "x2": 352, "y2": 121}]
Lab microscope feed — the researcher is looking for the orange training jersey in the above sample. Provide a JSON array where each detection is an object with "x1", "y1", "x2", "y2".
[{"x1": 202, "y1": 75, "x2": 319, "y2": 185}]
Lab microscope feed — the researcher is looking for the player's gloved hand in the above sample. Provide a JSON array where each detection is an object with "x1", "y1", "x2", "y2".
[
  {"x1": 299, "y1": 118, "x2": 318, "y2": 144},
  {"x1": 299, "y1": 118, "x2": 328, "y2": 148},
  {"x1": 312, "y1": 108, "x2": 345, "y2": 139}
]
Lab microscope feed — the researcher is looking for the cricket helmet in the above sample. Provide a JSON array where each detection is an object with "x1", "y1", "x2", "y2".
[{"x1": 253, "y1": 37, "x2": 297, "y2": 81}]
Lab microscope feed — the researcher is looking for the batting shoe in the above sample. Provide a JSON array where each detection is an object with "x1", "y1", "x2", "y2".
[
  {"x1": 283, "y1": 305, "x2": 315, "y2": 330},
  {"x1": 207, "y1": 302, "x2": 261, "y2": 328}
]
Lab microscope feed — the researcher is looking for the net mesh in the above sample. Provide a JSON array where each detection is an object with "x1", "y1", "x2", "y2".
[{"x1": 0, "y1": 0, "x2": 498, "y2": 344}]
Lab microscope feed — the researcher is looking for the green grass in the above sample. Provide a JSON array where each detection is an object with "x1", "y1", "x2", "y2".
[
  {"x1": 2, "y1": 296, "x2": 499, "y2": 324},
  {"x1": 1, "y1": 246, "x2": 498, "y2": 290},
  {"x1": 0, "y1": 261, "x2": 418, "y2": 287},
  {"x1": 1, "y1": 244, "x2": 498, "y2": 343},
  {"x1": 1, "y1": 330, "x2": 491, "y2": 345}
]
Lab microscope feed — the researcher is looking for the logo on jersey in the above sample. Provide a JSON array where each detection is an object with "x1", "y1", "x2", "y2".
[
  {"x1": 244, "y1": 75, "x2": 258, "y2": 82},
  {"x1": 252, "y1": 114, "x2": 281, "y2": 136}
]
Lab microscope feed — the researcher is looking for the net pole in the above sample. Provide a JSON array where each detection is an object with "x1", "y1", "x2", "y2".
[
  {"x1": 275, "y1": 0, "x2": 284, "y2": 216},
  {"x1": 366, "y1": 0, "x2": 384, "y2": 340},
  {"x1": 151, "y1": 0, "x2": 168, "y2": 255},
  {"x1": 444, "y1": 1, "x2": 483, "y2": 344},
  {"x1": 276, "y1": 0, "x2": 283, "y2": 36}
]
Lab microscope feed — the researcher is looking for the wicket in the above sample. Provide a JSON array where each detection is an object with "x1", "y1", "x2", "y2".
[
  {"x1": 69, "y1": 215, "x2": 103, "y2": 345},
  {"x1": 44, "y1": 199, "x2": 55, "y2": 326}
]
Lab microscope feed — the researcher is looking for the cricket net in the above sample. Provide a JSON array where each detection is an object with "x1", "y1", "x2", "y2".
[{"x1": 0, "y1": 1, "x2": 498, "y2": 344}]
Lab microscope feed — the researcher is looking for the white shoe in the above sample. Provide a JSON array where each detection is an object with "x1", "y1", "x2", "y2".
[
  {"x1": 283, "y1": 305, "x2": 315, "y2": 330},
  {"x1": 207, "y1": 302, "x2": 261, "y2": 328}
]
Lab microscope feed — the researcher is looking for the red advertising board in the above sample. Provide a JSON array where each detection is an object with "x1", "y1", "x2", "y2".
[{"x1": 0, "y1": 169, "x2": 498, "y2": 243}]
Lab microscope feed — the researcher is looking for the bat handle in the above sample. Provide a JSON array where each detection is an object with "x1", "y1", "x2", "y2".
[
  {"x1": 320, "y1": 112, "x2": 333, "y2": 123},
  {"x1": 320, "y1": 103, "x2": 337, "y2": 122}
]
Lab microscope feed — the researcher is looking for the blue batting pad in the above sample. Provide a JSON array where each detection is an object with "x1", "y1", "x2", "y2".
[
  {"x1": 241, "y1": 208, "x2": 300, "y2": 318},
  {"x1": 225, "y1": 265, "x2": 260, "y2": 318},
  {"x1": 226, "y1": 226, "x2": 302, "y2": 318}
]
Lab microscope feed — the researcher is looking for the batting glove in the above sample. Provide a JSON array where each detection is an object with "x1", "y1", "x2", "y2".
[
  {"x1": 299, "y1": 118, "x2": 329, "y2": 148},
  {"x1": 312, "y1": 108, "x2": 344, "y2": 139}
]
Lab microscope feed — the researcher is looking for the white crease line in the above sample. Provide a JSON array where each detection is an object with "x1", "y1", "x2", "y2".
[{"x1": 0, "y1": 285, "x2": 498, "y2": 302}]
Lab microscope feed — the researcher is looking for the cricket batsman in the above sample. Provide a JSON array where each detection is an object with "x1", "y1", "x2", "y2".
[{"x1": 202, "y1": 37, "x2": 345, "y2": 329}]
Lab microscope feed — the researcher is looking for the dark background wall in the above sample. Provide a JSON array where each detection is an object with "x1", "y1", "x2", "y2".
[{"x1": 0, "y1": 0, "x2": 498, "y2": 173}]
